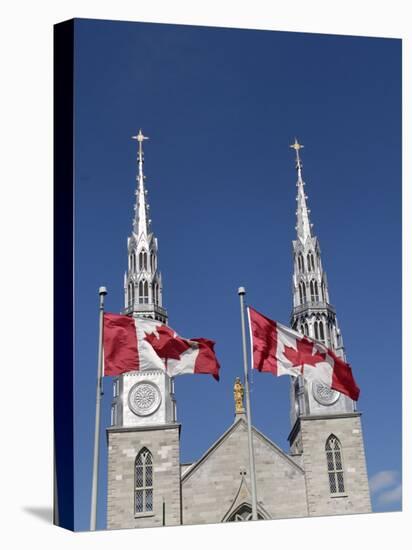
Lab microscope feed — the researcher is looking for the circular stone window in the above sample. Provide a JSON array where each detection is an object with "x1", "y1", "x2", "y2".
[
  {"x1": 128, "y1": 381, "x2": 162, "y2": 417},
  {"x1": 312, "y1": 380, "x2": 340, "y2": 406}
]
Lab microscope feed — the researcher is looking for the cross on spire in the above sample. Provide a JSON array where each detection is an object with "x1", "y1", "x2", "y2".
[
  {"x1": 290, "y1": 138, "x2": 304, "y2": 172},
  {"x1": 132, "y1": 128, "x2": 149, "y2": 161}
]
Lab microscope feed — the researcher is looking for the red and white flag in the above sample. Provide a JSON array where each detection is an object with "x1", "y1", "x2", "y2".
[
  {"x1": 103, "y1": 313, "x2": 220, "y2": 381},
  {"x1": 247, "y1": 306, "x2": 360, "y2": 401}
]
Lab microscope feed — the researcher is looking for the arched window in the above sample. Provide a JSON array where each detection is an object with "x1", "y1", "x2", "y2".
[
  {"x1": 304, "y1": 322, "x2": 309, "y2": 336},
  {"x1": 319, "y1": 320, "x2": 325, "y2": 341},
  {"x1": 150, "y1": 251, "x2": 155, "y2": 272},
  {"x1": 154, "y1": 283, "x2": 159, "y2": 305},
  {"x1": 130, "y1": 253, "x2": 136, "y2": 273},
  {"x1": 325, "y1": 435, "x2": 345, "y2": 495},
  {"x1": 310, "y1": 280, "x2": 319, "y2": 302},
  {"x1": 138, "y1": 280, "x2": 149, "y2": 304},
  {"x1": 139, "y1": 250, "x2": 148, "y2": 271},
  {"x1": 314, "y1": 321, "x2": 319, "y2": 340},
  {"x1": 307, "y1": 252, "x2": 313, "y2": 272},
  {"x1": 135, "y1": 448, "x2": 153, "y2": 514},
  {"x1": 299, "y1": 282, "x2": 307, "y2": 304},
  {"x1": 128, "y1": 283, "x2": 134, "y2": 306},
  {"x1": 298, "y1": 254, "x2": 304, "y2": 273}
]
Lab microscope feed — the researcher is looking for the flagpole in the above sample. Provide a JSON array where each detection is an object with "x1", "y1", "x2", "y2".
[
  {"x1": 90, "y1": 286, "x2": 107, "y2": 531},
  {"x1": 238, "y1": 287, "x2": 258, "y2": 521}
]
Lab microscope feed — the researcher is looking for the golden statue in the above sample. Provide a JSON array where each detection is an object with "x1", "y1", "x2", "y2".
[{"x1": 234, "y1": 377, "x2": 245, "y2": 414}]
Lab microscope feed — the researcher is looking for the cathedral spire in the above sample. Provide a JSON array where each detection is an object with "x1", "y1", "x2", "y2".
[
  {"x1": 132, "y1": 129, "x2": 150, "y2": 237},
  {"x1": 124, "y1": 130, "x2": 167, "y2": 324},
  {"x1": 290, "y1": 138, "x2": 312, "y2": 243},
  {"x1": 289, "y1": 140, "x2": 355, "y2": 427}
]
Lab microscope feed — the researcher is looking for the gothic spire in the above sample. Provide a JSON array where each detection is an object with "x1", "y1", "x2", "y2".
[
  {"x1": 124, "y1": 130, "x2": 167, "y2": 324},
  {"x1": 132, "y1": 129, "x2": 150, "y2": 237},
  {"x1": 290, "y1": 138, "x2": 312, "y2": 243},
  {"x1": 288, "y1": 139, "x2": 354, "y2": 425}
]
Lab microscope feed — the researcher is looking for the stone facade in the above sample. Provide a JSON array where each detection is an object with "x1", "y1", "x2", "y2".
[
  {"x1": 107, "y1": 424, "x2": 181, "y2": 530},
  {"x1": 181, "y1": 417, "x2": 307, "y2": 525},
  {"x1": 295, "y1": 413, "x2": 371, "y2": 517}
]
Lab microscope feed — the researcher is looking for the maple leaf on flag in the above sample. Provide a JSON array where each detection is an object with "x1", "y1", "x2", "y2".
[
  {"x1": 283, "y1": 337, "x2": 326, "y2": 374},
  {"x1": 144, "y1": 325, "x2": 192, "y2": 360}
]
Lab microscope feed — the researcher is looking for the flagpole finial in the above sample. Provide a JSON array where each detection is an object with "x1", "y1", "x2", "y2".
[
  {"x1": 238, "y1": 286, "x2": 246, "y2": 295},
  {"x1": 99, "y1": 286, "x2": 108, "y2": 296}
]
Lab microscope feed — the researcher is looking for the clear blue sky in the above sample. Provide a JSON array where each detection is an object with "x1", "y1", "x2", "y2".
[{"x1": 73, "y1": 19, "x2": 401, "y2": 530}]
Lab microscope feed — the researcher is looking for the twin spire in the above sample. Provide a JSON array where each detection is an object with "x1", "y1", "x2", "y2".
[
  {"x1": 290, "y1": 138, "x2": 313, "y2": 243},
  {"x1": 132, "y1": 129, "x2": 150, "y2": 237}
]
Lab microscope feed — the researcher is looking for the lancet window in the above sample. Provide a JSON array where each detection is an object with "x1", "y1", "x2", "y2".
[
  {"x1": 138, "y1": 280, "x2": 149, "y2": 304},
  {"x1": 325, "y1": 435, "x2": 345, "y2": 495},
  {"x1": 307, "y1": 251, "x2": 315, "y2": 271},
  {"x1": 310, "y1": 280, "x2": 319, "y2": 302},
  {"x1": 139, "y1": 250, "x2": 148, "y2": 271},
  {"x1": 128, "y1": 283, "x2": 135, "y2": 306},
  {"x1": 299, "y1": 282, "x2": 307, "y2": 305},
  {"x1": 297, "y1": 253, "x2": 304, "y2": 273},
  {"x1": 135, "y1": 448, "x2": 153, "y2": 514}
]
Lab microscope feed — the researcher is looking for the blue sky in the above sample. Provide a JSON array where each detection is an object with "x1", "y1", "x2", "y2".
[{"x1": 72, "y1": 19, "x2": 401, "y2": 530}]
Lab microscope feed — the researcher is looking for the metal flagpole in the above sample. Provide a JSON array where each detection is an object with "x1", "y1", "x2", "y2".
[
  {"x1": 238, "y1": 287, "x2": 258, "y2": 521},
  {"x1": 90, "y1": 286, "x2": 107, "y2": 531}
]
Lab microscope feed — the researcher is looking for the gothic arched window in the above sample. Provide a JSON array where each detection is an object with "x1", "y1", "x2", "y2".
[
  {"x1": 314, "y1": 321, "x2": 319, "y2": 340},
  {"x1": 130, "y1": 253, "x2": 136, "y2": 273},
  {"x1": 304, "y1": 322, "x2": 309, "y2": 336},
  {"x1": 154, "y1": 283, "x2": 159, "y2": 305},
  {"x1": 138, "y1": 280, "x2": 149, "y2": 304},
  {"x1": 310, "y1": 280, "x2": 319, "y2": 302},
  {"x1": 299, "y1": 282, "x2": 307, "y2": 304},
  {"x1": 325, "y1": 435, "x2": 345, "y2": 495},
  {"x1": 139, "y1": 250, "x2": 148, "y2": 271},
  {"x1": 135, "y1": 448, "x2": 153, "y2": 514},
  {"x1": 307, "y1": 252, "x2": 315, "y2": 272},
  {"x1": 128, "y1": 283, "x2": 134, "y2": 306},
  {"x1": 298, "y1": 254, "x2": 304, "y2": 273},
  {"x1": 319, "y1": 320, "x2": 325, "y2": 341},
  {"x1": 150, "y1": 251, "x2": 155, "y2": 272}
]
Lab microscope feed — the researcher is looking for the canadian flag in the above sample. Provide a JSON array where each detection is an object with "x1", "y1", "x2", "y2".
[
  {"x1": 103, "y1": 313, "x2": 220, "y2": 381},
  {"x1": 247, "y1": 307, "x2": 360, "y2": 401}
]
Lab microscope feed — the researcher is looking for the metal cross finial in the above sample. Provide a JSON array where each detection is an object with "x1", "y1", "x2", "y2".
[
  {"x1": 290, "y1": 137, "x2": 304, "y2": 170},
  {"x1": 132, "y1": 129, "x2": 149, "y2": 159},
  {"x1": 290, "y1": 137, "x2": 304, "y2": 152}
]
